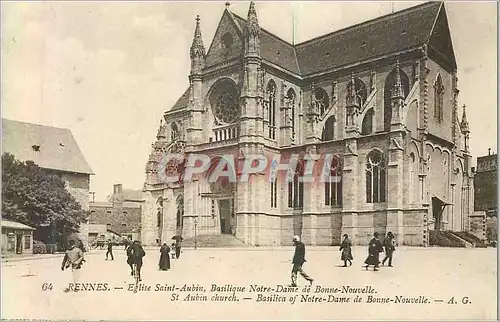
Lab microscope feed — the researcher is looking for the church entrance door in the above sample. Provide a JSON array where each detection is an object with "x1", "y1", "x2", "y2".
[{"x1": 219, "y1": 199, "x2": 233, "y2": 234}]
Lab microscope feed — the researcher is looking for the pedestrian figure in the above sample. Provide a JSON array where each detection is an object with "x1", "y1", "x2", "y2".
[
  {"x1": 174, "y1": 240, "x2": 182, "y2": 259},
  {"x1": 126, "y1": 240, "x2": 146, "y2": 281},
  {"x1": 106, "y1": 240, "x2": 114, "y2": 260},
  {"x1": 158, "y1": 243, "x2": 171, "y2": 271},
  {"x1": 290, "y1": 235, "x2": 314, "y2": 287},
  {"x1": 171, "y1": 242, "x2": 176, "y2": 259},
  {"x1": 61, "y1": 240, "x2": 85, "y2": 292},
  {"x1": 382, "y1": 232, "x2": 396, "y2": 267},
  {"x1": 77, "y1": 239, "x2": 86, "y2": 253},
  {"x1": 339, "y1": 234, "x2": 353, "y2": 267},
  {"x1": 364, "y1": 232, "x2": 384, "y2": 271}
]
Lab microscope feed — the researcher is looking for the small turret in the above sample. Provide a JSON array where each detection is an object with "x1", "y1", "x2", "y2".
[
  {"x1": 460, "y1": 104, "x2": 470, "y2": 134},
  {"x1": 346, "y1": 74, "x2": 358, "y2": 108},
  {"x1": 189, "y1": 15, "x2": 205, "y2": 75},
  {"x1": 156, "y1": 119, "x2": 166, "y2": 141},
  {"x1": 391, "y1": 60, "x2": 405, "y2": 99},
  {"x1": 244, "y1": 1, "x2": 260, "y2": 57},
  {"x1": 389, "y1": 60, "x2": 405, "y2": 129}
]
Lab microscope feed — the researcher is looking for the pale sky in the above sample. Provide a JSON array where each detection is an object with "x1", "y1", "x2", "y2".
[{"x1": 2, "y1": 1, "x2": 497, "y2": 201}]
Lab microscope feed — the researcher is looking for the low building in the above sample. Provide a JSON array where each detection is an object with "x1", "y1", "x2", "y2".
[
  {"x1": 2, "y1": 119, "x2": 94, "y2": 247},
  {"x1": 474, "y1": 149, "x2": 497, "y2": 216},
  {"x1": 87, "y1": 184, "x2": 143, "y2": 241},
  {"x1": 1, "y1": 220, "x2": 36, "y2": 255}
]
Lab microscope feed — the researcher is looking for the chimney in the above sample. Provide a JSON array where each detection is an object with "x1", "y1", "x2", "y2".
[
  {"x1": 114, "y1": 184, "x2": 123, "y2": 194},
  {"x1": 488, "y1": 148, "x2": 491, "y2": 156}
]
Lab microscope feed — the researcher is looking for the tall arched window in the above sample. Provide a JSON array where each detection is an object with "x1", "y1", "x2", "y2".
[
  {"x1": 313, "y1": 87, "x2": 329, "y2": 117},
  {"x1": 267, "y1": 81, "x2": 277, "y2": 139},
  {"x1": 409, "y1": 152, "x2": 416, "y2": 204},
  {"x1": 171, "y1": 123, "x2": 179, "y2": 141},
  {"x1": 286, "y1": 89, "x2": 296, "y2": 141},
  {"x1": 325, "y1": 156, "x2": 342, "y2": 206},
  {"x1": 384, "y1": 68, "x2": 409, "y2": 131},
  {"x1": 361, "y1": 109, "x2": 374, "y2": 135},
  {"x1": 176, "y1": 196, "x2": 184, "y2": 229},
  {"x1": 434, "y1": 74, "x2": 444, "y2": 123},
  {"x1": 321, "y1": 116, "x2": 335, "y2": 141},
  {"x1": 366, "y1": 150, "x2": 386, "y2": 203},
  {"x1": 288, "y1": 161, "x2": 304, "y2": 208},
  {"x1": 270, "y1": 177, "x2": 278, "y2": 208}
]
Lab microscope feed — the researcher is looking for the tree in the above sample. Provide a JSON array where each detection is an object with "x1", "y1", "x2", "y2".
[{"x1": 2, "y1": 153, "x2": 87, "y2": 240}]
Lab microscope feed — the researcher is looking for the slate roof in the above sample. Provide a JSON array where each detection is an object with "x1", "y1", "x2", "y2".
[
  {"x1": 168, "y1": 1, "x2": 446, "y2": 110},
  {"x1": 2, "y1": 119, "x2": 94, "y2": 175},
  {"x1": 231, "y1": 13, "x2": 300, "y2": 74},
  {"x1": 295, "y1": 1, "x2": 442, "y2": 75},
  {"x1": 170, "y1": 88, "x2": 190, "y2": 111},
  {"x1": 90, "y1": 201, "x2": 141, "y2": 209},
  {"x1": 1, "y1": 220, "x2": 36, "y2": 231}
]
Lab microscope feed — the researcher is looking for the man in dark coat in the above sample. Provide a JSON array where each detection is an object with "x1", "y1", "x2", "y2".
[
  {"x1": 364, "y1": 232, "x2": 384, "y2": 271},
  {"x1": 106, "y1": 240, "x2": 114, "y2": 260},
  {"x1": 174, "y1": 240, "x2": 182, "y2": 259},
  {"x1": 126, "y1": 240, "x2": 146, "y2": 281},
  {"x1": 339, "y1": 234, "x2": 353, "y2": 267},
  {"x1": 382, "y1": 232, "x2": 396, "y2": 267},
  {"x1": 290, "y1": 235, "x2": 314, "y2": 287},
  {"x1": 158, "y1": 243, "x2": 171, "y2": 271}
]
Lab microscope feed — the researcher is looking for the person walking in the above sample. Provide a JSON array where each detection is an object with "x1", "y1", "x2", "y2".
[
  {"x1": 61, "y1": 240, "x2": 85, "y2": 292},
  {"x1": 127, "y1": 240, "x2": 146, "y2": 281},
  {"x1": 105, "y1": 240, "x2": 114, "y2": 260},
  {"x1": 290, "y1": 235, "x2": 314, "y2": 287},
  {"x1": 158, "y1": 243, "x2": 171, "y2": 271},
  {"x1": 382, "y1": 232, "x2": 396, "y2": 267},
  {"x1": 339, "y1": 234, "x2": 353, "y2": 267},
  {"x1": 364, "y1": 232, "x2": 384, "y2": 271},
  {"x1": 174, "y1": 240, "x2": 182, "y2": 259}
]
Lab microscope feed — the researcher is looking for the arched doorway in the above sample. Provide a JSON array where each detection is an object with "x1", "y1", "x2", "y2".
[{"x1": 206, "y1": 156, "x2": 237, "y2": 235}]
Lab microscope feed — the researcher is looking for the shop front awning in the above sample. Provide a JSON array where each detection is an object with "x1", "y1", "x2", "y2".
[{"x1": 1, "y1": 220, "x2": 35, "y2": 231}]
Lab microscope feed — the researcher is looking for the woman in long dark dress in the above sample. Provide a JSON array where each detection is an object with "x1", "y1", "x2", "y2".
[
  {"x1": 158, "y1": 243, "x2": 171, "y2": 271},
  {"x1": 364, "y1": 232, "x2": 384, "y2": 271},
  {"x1": 339, "y1": 234, "x2": 353, "y2": 267}
]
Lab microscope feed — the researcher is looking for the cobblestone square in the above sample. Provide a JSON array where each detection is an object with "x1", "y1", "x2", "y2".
[{"x1": 2, "y1": 247, "x2": 497, "y2": 320}]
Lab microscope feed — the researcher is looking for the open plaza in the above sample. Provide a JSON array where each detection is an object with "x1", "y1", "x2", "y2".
[{"x1": 1, "y1": 246, "x2": 496, "y2": 321}]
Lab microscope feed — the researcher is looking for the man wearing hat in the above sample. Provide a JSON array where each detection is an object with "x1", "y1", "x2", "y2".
[
  {"x1": 290, "y1": 235, "x2": 314, "y2": 287},
  {"x1": 61, "y1": 239, "x2": 85, "y2": 291}
]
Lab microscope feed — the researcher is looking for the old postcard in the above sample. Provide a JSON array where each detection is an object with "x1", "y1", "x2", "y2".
[{"x1": 1, "y1": 1, "x2": 497, "y2": 321}]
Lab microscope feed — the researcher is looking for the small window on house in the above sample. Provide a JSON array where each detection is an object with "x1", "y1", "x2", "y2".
[
  {"x1": 123, "y1": 211, "x2": 128, "y2": 214},
  {"x1": 24, "y1": 235, "x2": 31, "y2": 250},
  {"x1": 32, "y1": 145, "x2": 40, "y2": 152},
  {"x1": 121, "y1": 223, "x2": 127, "y2": 227},
  {"x1": 106, "y1": 211, "x2": 111, "y2": 214}
]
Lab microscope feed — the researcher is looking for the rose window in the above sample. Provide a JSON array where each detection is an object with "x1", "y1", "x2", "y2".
[{"x1": 214, "y1": 91, "x2": 239, "y2": 125}]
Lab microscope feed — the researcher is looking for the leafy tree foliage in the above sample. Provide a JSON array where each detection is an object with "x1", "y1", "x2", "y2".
[{"x1": 2, "y1": 153, "x2": 87, "y2": 233}]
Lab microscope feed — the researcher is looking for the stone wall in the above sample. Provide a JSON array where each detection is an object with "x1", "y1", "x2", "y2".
[
  {"x1": 62, "y1": 172, "x2": 90, "y2": 211},
  {"x1": 89, "y1": 204, "x2": 141, "y2": 237},
  {"x1": 469, "y1": 212, "x2": 486, "y2": 240}
]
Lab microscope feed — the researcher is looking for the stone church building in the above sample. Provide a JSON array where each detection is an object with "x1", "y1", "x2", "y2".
[{"x1": 141, "y1": 1, "x2": 474, "y2": 246}]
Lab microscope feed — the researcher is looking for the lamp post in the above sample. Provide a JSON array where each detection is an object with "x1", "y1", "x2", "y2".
[{"x1": 194, "y1": 218, "x2": 198, "y2": 250}]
